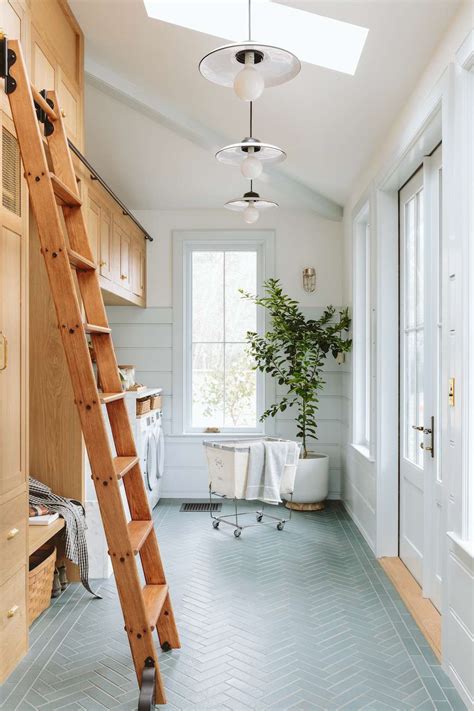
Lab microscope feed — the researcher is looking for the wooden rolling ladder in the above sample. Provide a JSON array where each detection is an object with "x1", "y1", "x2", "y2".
[{"x1": 1, "y1": 38, "x2": 179, "y2": 708}]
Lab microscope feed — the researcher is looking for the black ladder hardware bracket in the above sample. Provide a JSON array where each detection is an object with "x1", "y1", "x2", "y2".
[
  {"x1": 0, "y1": 36, "x2": 17, "y2": 94},
  {"x1": 34, "y1": 89, "x2": 55, "y2": 137},
  {"x1": 138, "y1": 657, "x2": 156, "y2": 711}
]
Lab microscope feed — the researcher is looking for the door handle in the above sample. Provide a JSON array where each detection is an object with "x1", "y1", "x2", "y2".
[
  {"x1": 419, "y1": 416, "x2": 435, "y2": 458},
  {"x1": 0, "y1": 333, "x2": 7, "y2": 371},
  {"x1": 412, "y1": 425, "x2": 424, "y2": 431}
]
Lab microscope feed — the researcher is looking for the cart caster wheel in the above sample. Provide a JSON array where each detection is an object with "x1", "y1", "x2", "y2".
[
  {"x1": 256, "y1": 514, "x2": 263, "y2": 522},
  {"x1": 161, "y1": 641, "x2": 172, "y2": 652},
  {"x1": 277, "y1": 522, "x2": 285, "y2": 531},
  {"x1": 234, "y1": 529, "x2": 242, "y2": 538},
  {"x1": 212, "y1": 520, "x2": 220, "y2": 529}
]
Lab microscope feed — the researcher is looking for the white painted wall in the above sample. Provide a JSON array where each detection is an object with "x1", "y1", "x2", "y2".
[
  {"x1": 340, "y1": 4, "x2": 474, "y2": 706},
  {"x1": 107, "y1": 208, "x2": 346, "y2": 499}
]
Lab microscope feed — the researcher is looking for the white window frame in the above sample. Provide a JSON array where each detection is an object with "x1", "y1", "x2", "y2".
[
  {"x1": 172, "y1": 230, "x2": 275, "y2": 436},
  {"x1": 352, "y1": 204, "x2": 374, "y2": 456}
]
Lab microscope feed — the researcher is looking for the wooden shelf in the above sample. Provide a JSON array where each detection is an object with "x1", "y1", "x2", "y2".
[{"x1": 28, "y1": 518, "x2": 65, "y2": 556}]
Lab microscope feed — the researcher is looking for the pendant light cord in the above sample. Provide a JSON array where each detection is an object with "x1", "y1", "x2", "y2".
[
  {"x1": 248, "y1": 0, "x2": 251, "y2": 40},
  {"x1": 250, "y1": 101, "x2": 253, "y2": 138}
]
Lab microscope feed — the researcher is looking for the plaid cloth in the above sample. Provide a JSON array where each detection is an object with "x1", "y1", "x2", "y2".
[{"x1": 29, "y1": 477, "x2": 101, "y2": 598}]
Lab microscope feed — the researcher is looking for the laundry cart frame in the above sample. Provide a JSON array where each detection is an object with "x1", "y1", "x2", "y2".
[{"x1": 204, "y1": 437, "x2": 299, "y2": 537}]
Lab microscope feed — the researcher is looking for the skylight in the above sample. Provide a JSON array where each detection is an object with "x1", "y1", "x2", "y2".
[{"x1": 143, "y1": 0, "x2": 369, "y2": 76}]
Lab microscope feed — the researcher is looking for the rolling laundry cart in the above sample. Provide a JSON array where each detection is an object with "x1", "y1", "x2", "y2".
[{"x1": 204, "y1": 437, "x2": 300, "y2": 537}]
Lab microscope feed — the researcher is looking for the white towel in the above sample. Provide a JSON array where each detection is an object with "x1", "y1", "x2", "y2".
[
  {"x1": 262, "y1": 440, "x2": 289, "y2": 504},
  {"x1": 280, "y1": 441, "x2": 300, "y2": 496},
  {"x1": 245, "y1": 441, "x2": 266, "y2": 500}
]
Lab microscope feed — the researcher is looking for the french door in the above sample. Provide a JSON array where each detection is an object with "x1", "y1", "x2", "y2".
[{"x1": 399, "y1": 145, "x2": 443, "y2": 610}]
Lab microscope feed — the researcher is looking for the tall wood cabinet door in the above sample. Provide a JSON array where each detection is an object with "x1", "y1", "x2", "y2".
[
  {"x1": 31, "y1": 28, "x2": 56, "y2": 94},
  {"x1": 86, "y1": 193, "x2": 100, "y2": 264},
  {"x1": 57, "y1": 69, "x2": 81, "y2": 148},
  {"x1": 99, "y1": 206, "x2": 113, "y2": 281},
  {"x1": 131, "y1": 238, "x2": 145, "y2": 299},
  {"x1": 0, "y1": 121, "x2": 27, "y2": 497},
  {"x1": 119, "y1": 229, "x2": 131, "y2": 290}
]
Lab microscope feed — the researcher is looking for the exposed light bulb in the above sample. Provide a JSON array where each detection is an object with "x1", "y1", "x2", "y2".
[
  {"x1": 241, "y1": 153, "x2": 262, "y2": 179},
  {"x1": 233, "y1": 52, "x2": 264, "y2": 101},
  {"x1": 243, "y1": 203, "x2": 260, "y2": 224}
]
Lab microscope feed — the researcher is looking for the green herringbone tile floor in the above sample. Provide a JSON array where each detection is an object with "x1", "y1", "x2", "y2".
[{"x1": 0, "y1": 501, "x2": 465, "y2": 710}]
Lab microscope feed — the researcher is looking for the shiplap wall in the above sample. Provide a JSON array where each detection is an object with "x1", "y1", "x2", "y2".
[{"x1": 107, "y1": 305, "x2": 345, "y2": 499}]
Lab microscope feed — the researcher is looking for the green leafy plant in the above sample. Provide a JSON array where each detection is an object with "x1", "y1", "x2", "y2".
[{"x1": 241, "y1": 278, "x2": 352, "y2": 458}]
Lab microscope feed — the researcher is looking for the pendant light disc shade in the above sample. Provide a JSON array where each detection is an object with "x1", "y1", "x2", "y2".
[
  {"x1": 199, "y1": 42, "x2": 301, "y2": 89},
  {"x1": 216, "y1": 138, "x2": 286, "y2": 167},
  {"x1": 225, "y1": 191, "x2": 278, "y2": 212}
]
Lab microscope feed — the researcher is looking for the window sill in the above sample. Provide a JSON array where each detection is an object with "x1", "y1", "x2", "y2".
[{"x1": 350, "y1": 443, "x2": 375, "y2": 463}]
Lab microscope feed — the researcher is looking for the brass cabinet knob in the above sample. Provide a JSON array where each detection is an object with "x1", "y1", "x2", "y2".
[
  {"x1": 99, "y1": 260, "x2": 106, "y2": 267},
  {"x1": 7, "y1": 528, "x2": 19, "y2": 540},
  {"x1": 7, "y1": 605, "x2": 19, "y2": 618},
  {"x1": 120, "y1": 274, "x2": 127, "y2": 280},
  {"x1": 61, "y1": 110, "x2": 66, "y2": 118}
]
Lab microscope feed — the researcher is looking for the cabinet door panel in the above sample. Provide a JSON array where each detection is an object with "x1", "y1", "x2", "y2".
[
  {"x1": 0, "y1": 224, "x2": 23, "y2": 496},
  {"x1": 119, "y1": 230, "x2": 131, "y2": 290},
  {"x1": 0, "y1": 493, "x2": 26, "y2": 586},
  {"x1": 57, "y1": 72, "x2": 79, "y2": 146},
  {"x1": 99, "y1": 207, "x2": 113, "y2": 281},
  {"x1": 0, "y1": 565, "x2": 27, "y2": 680},
  {"x1": 86, "y1": 194, "x2": 100, "y2": 263},
  {"x1": 31, "y1": 35, "x2": 56, "y2": 93}
]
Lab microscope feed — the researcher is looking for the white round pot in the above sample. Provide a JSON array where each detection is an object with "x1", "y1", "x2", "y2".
[{"x1": 288, "y1": 453, "x2": 329, "y2": 509}]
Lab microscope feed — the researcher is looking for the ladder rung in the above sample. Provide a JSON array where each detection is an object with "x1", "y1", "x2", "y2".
[
  {"x1": 128, "y1": 520, "x2": 153, "y2": 555},
  {"x1": 49, "y1": 172, "x2": 82, "y2": 207},
  {"x1": 68, "y1": 248, "x2": 96, "y2": 271},
  {"x1": 31, "y1": 84, "x2": 58, "y2": 121},
  {"x1": 84, "y1": 323, "x2": 111, "y2": 334},
  {"x1": 113, "y1": 456, "x2": 139, "y2": 479},
  {"x1": 142, "y1": 584, "x2": 169, "y2": 630},
  {"x1": 99, "y1": 392, "x2": 125, "y2": 404}
]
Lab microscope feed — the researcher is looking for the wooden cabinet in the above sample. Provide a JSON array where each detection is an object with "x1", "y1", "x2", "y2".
[
  {"x1": 28, "y1": 0, "x2": 84, "y2": 149},
  {"x1": 77, "y1": 173, "x2": 147, "y2": 305},
  {"x1": 0, "y1": 107, "x2": 28, "y2": 683}
]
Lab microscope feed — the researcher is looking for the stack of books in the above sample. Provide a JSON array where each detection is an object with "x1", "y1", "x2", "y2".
[{"x1": 29, "y1": 504, "x2": 59, "y2": 526}]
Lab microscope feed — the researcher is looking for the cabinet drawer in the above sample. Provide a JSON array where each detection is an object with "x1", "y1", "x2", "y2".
[
  {"x1": 0, "y1": 494, "x2": 26, "y2": 586},
  {"x1": 0, "y1": 566, "x2": 27, "y2": 681}
]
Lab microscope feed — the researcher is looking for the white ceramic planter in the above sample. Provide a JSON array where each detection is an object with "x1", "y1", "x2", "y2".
[{"x1": 287, "y1": 452, "x2": 329, "y2": 509}]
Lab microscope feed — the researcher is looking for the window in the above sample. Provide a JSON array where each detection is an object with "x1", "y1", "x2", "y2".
[
  {"x1": 353, "y1": 208, "x2": 373, "y2": 452},
  {"x1": 173, "y1": 232, "x2": 274, "y2": 435}
]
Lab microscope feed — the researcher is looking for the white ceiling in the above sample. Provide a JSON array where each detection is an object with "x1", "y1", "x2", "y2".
[{"x1": 70, "y1": 0, "x2": 461, "y2": 214}]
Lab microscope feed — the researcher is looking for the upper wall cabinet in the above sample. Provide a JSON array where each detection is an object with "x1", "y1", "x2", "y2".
[
  {"x1": 28, "y1": 0, "x2": 84, "y2": 149},
  {"x1": 74, "y1": 159, "x2": 147, "y2": 306}
]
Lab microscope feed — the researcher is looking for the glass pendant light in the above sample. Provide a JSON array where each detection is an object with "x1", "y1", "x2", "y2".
[
  {"x1": 199, "y1": 0, "x2": 301, "y2": 102},
  {"x1": 216, "y1": 102, "x2": 286, "y2": 180},
  {"x1": 225, "y1": 180, "x2": 278, "y2": 224}
]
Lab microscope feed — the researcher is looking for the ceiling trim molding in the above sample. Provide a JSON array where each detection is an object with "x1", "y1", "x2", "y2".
[{"x1": 85, "y1": 58, "x2": 343, "y2": 221}]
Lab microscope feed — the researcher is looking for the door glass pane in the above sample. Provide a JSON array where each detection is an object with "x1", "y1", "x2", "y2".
[
  {"x1": 403, "y1": 188, "x2": 424, "y2": 466},
  {"x1": 416, "y1": 191, "x2": 424, "y2": 327}
]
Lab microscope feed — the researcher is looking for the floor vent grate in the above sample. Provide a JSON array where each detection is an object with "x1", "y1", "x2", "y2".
[{"x1": 180, "y1": 502, "x2": 222, "y2": 513}]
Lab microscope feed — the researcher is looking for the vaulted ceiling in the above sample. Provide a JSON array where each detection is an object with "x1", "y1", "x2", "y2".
[{"x1": 70, "y1": 0, "x2": 461, "y2": 216}]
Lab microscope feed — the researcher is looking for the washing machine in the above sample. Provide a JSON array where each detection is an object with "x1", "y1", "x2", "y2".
[{"x1": 136, "y1": 409, "x2": 165, "y2": 510}]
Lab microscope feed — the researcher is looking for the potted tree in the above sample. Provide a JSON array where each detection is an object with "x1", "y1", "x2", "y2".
[{"x1": 241, "y1": 278, "x2": 352, "y2": 510}]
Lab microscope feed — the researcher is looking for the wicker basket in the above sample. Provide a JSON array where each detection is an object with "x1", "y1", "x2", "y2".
[
  {"x1": 136, "y1": 397, "x2": 151, "y2": 416},
  {"x1": 150, "y1": 394, "x2": 162, "y2": 411},
  {"x1": 29, "y1": 544, "x2": 56, "y2": 624}
]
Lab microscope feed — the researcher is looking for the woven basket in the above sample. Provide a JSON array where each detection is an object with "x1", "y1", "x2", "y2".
[
  {"x1": 150, "y1": 394, "x2": 162, "y2": 411},
  {"x1": 29, "y1": 544, "x2": 56, "y2": 624},
  {"x1": 136, "y1": 397, "x2": 151, "y2": 416}
]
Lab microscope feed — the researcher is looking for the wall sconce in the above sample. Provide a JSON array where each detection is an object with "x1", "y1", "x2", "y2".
[{"x1": 302, "y1": 267, "x2": 316, "y2": 293}]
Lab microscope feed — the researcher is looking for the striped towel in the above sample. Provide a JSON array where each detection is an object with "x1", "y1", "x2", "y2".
[{"x1": 29, "y1": 477, "x2": 100, "y2": 598}]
